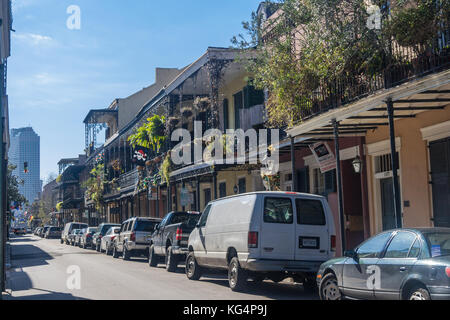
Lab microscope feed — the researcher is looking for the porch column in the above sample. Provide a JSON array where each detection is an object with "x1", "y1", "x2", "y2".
[
  {"x1": 155, "y1": 185, "x2": 160, "y2": 218},
  {"x1": 290, "y1": 136, "x2": 297, "y2": 192},
  {"x1": 182, "y1": 180, "x2": 186, "y2": 211},
  {"x1": 167, "y1": 183, "x2": 172, "y2": 213},
  {"x1": 359, "y1": 137, "x2": 371, "y2": 239},
  {"x1": 213, "y1": 171, "x2": 218, "y2": 200},
  {"x1": 386, "y1": 98, "x2": 402, "y2": 228},
  {"x1": 196, "y1": 177, "x2": 201, "y2": 211},
  {"x1": 173, "y1": 183, "x2": 178, "y2": 211},
  {"x1": 332, "y1": 119, "x2": 347, "y2": 253}
]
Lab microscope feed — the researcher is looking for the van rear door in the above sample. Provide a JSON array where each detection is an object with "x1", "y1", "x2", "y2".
[
  {"x1": 294, "y1": 197, "x2": 330, "y2": 261},
  {"x1": 260, "y1": 196, "x2": 295, "y2": 260}
]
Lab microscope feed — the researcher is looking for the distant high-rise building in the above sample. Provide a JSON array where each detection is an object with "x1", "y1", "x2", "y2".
[{"x1": 9, "y1": 127, "x2": 41, "y2": 205}]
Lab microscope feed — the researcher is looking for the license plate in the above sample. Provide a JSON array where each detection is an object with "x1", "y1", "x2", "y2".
[{"x1": 299, "y1": 237, "x2": 320, "y2": 249}]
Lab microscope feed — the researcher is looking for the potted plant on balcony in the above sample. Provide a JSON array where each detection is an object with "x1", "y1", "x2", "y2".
[
  {"x1": 193, "y1": 96, "x2": 210, "y2": 112},
  {"x1": 168, "y1": 117, "x2": 180, "y2": 127},
  {"x1": 128, "y1": 115, "x2": 167, "y2": 153},
  {"x1": 159, "y1": 153, "x2": 172, "y2": 184},
  {"x1": 181, "y1": 106, "x2": 193, "y2": 118}
]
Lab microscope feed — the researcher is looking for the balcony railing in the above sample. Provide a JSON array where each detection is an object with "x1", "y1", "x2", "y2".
[
  {"x1": 297, "y1": 26, "x2": 450, "y2": 122},
  {"x1": 119, "y1": 168, "x2": 139, "y2": 191}
]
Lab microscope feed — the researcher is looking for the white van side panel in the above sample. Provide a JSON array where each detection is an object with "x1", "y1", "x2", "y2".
[{"x1": 204, "y1": 195, "x2": 256, "y2": 268}]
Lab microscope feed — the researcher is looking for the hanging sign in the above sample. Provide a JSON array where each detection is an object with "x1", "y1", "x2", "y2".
[
  {"x1": 180, "y1": 187, "x2": 193, "y2": 207},
  {"x1": 132, "y1": 146, "x2": 149, "y2": 166},
  {"x1": 309, "y1": 142, "x2": 336, "y2": 174}
]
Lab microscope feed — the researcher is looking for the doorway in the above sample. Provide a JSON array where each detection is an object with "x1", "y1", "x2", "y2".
[
  {"x1": 430, "y1": 137, "x2": 450, "y2": 227},
  {"x1": 380, "y1": 178, "x2": 396, "y2": 230}
]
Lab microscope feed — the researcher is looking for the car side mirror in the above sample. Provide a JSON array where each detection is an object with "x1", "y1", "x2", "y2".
[{"x1": 344, "y1": 250, "x2": 358, "y2": 260}]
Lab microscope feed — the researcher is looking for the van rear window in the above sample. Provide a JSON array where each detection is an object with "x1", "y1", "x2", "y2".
[
  {"x1": 264, "y1": 197, "x2": 293, "y2": 224},
  {"x1": 296, "y1": 199, "x2": 326, "y2": 225}
]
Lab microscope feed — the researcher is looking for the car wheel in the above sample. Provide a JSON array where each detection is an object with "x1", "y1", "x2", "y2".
[
  {"x1": 186, "y1": 252, "x2": 202, "y2": 280},
  {"x1": 123, "y1": 245, "x2": 130, "y2": 261},
  {"x1": 112, "y1": 245, "x2": 119, "y2": 258},
  {"x1": 83, "y1": 241, "x2": 86, "y2": 249},
  {"x1": 320, "y1": 273, "x2": 342, "y2": 300},
  {"x1": 60, "y1": 238, "x2": 63, "y2": 244},
  {"x1": 165, "y1": 246, "x2": 178, "y2": 272},
  {"x1": 105, "y1": 244, "x2": 111, "y2": 256},
  {"x1": 96, "y1": 243, "x2": 101, "y2": 252},
  {"x1": 228, "y1": 257, "x2": 248, "y2": 292},
  {"x1": 148, "y1": 245, "x2": 159, "y2": 267},
  {"x1": 408, "y1": 286, "x2": 431, "y2": 300}
]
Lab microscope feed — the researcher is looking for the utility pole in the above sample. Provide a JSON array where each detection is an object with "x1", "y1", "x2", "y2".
[{"x1": 0, "y1": 61, "x2": 5, "y2": 297}]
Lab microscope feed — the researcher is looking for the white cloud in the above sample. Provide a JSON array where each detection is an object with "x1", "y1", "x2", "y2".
[
  {"x1": 13, "y1": 33, "x2": 55, "y2": 46},
  {"x1": 11, "y1": 0, "x2": 37, "y2": 13}
]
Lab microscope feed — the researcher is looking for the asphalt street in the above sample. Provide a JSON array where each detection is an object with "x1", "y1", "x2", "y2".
[{"x1": 4, "y1": 234, "x2": 318, "y2": 300}]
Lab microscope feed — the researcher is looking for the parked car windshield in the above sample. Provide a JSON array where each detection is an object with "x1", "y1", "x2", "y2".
[
  {"x1": 185, "y1": 214, "x2": 200, "y2": 227},
  {"x1": 422, "y1": 231, "x2": 450, "y2": 257},
  {"x1": 72, "y1": 224, "x2": 87, "y2": 230},
  {"x1": 170, "y1": 213, "x2": 190, "y2": 224},
  {"x1": 134, "y1": 220, "x2": 159, "y2": 232},
  {"x1": 100, "y1": 224, "x2": 119, "y2": 235}
]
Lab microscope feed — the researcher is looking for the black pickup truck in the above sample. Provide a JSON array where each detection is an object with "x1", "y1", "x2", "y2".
[{"x1": 148, "y1": 211, "x2": 200, "y2": 272}]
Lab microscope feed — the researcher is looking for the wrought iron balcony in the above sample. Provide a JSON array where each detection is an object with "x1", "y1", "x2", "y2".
[
  {"x1": 297, "y1": 26, "x2": 450, "y2": 122},
  {"x1": 119, "y1": 168, "x2": 139, "y2": 191}
]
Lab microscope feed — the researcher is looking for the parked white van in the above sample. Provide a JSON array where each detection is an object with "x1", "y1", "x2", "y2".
[{"x1": 185, "y1": 191, "x2": 336, "y2": 291}]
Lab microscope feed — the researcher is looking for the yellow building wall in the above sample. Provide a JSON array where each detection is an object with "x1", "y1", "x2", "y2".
[
  {"x1": 365, "y1": 105, "x2": 450, "y2": 234},
  {"x1": 219, "y1": 71, "x2": 249, "y2": 130}
]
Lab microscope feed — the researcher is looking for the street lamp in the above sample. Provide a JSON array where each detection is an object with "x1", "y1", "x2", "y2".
[{"x1": 352, "y1": 156, "x2": 362, "y2": 174}]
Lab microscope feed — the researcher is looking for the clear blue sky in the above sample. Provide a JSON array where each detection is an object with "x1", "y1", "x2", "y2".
[{"x1": 8, "y1": 0, "x2": 261, "y2": 182}]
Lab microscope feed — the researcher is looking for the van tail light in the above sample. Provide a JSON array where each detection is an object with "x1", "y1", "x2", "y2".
[
  {"x1": 248, "y1": 231, "x2": 258, "y2": 248},
  {"x1": 330, "y1": 235, "x2": 336, "y2": 252},
  {"x1": 111, "y1": 236, "x2": 116, "y2": 241},
  {"x1": 130, "y1": 232, "x2": 136, "y2": 242},
  {"x1": 445, "y1": 267, "x2": 450, "y2": 278},
  {"x1": 176, "y1": 228, "x2": 182, "y2": 241}
]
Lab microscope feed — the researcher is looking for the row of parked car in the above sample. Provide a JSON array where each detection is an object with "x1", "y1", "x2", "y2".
[
  {"x1": 41, "y1": 191, "x2": 450, "y2": 300},
  {"x1": 34, "y1": 226, "x2": 62, "y2": 239}
]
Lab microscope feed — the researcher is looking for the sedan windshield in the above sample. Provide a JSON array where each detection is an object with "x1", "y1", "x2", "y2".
[{"x1": 423, "y1": 231, "x2": 450, "y2": 257}]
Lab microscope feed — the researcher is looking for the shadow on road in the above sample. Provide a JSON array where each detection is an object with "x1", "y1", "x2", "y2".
[
  {"x1": 5, "y1": 287, "x2": 89, "y2": 300},
  {"x1": 10, "y1": 243, "x2": 54, "y2": 268}
]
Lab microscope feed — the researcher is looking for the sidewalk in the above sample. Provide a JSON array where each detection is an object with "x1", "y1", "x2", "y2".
[{"x1": 1, "y1": 239, "x2": 12, "y2": 299}]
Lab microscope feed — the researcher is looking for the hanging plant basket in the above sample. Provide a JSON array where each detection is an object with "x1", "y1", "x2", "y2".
[
  {"x1": 154, "y1": 156, "x2": 162, "y2": 164},
  {"x1": 137, "y1": 165, "x2": 145, "y2": 171},
  {"x1": 193, "y1": 97, "x2": 210, "y2": 111},
  {"x1": 145, "y1": 160, "x2": 152, "y2": 167},
  {"x1": 181, "y1": 107, "x2": 193, "y2": 118},
  {"x1": 169, "y1": 117, "x2": 180, "y2": 127}
]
